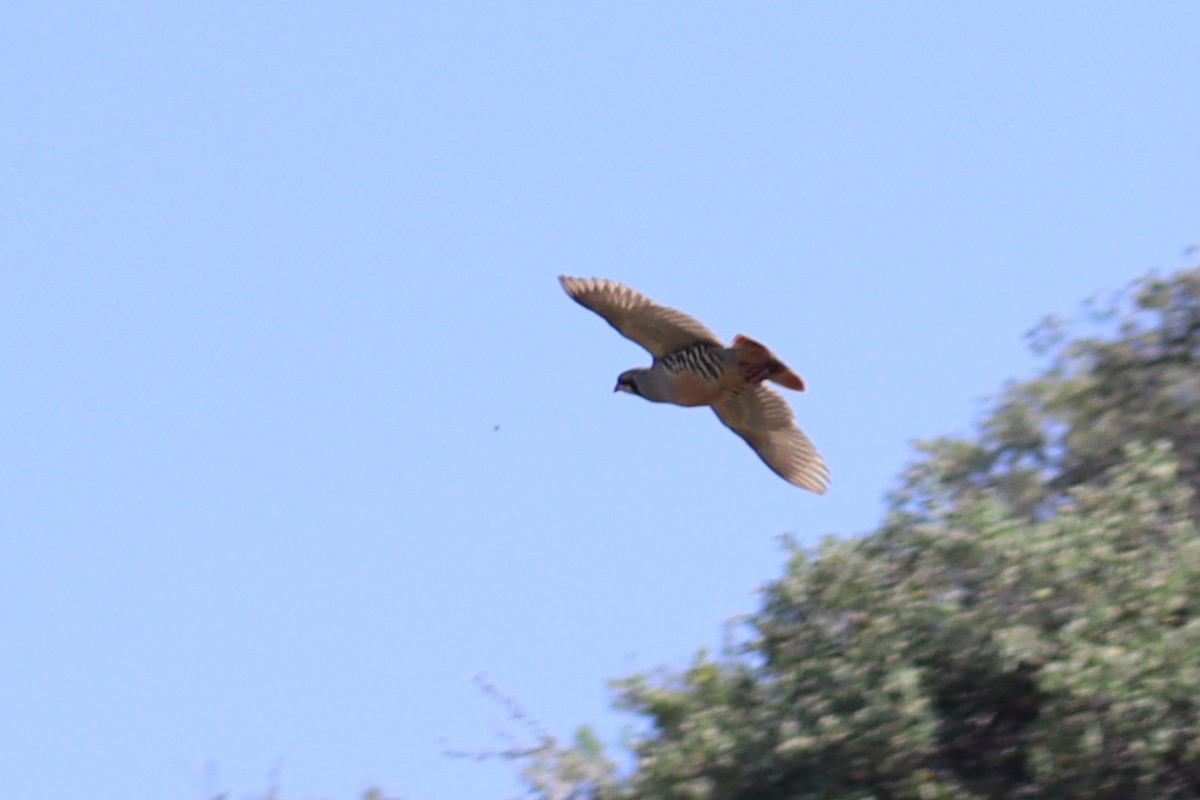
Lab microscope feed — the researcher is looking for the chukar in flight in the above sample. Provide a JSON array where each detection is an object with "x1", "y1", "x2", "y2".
[{"x1": 559, "y1": 276, "x2": 829, "y2": 493}]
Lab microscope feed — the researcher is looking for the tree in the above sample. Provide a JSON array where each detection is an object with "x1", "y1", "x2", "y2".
[{"x1": 498, "y1": 266, "x2": 1200, "y2": 799}]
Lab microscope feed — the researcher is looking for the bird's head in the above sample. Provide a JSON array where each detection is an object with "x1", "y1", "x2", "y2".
[{"x1": 614, "y1": 370, "x2": 642, "y2": 396}]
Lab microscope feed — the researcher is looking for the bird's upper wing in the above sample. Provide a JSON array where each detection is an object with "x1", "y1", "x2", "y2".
[
  {"x1": 559, "y1": 276, "x2": 723, "y2": 357},
  {"x1": 711, "y1": 384, "x2": 829, "y2": 493}
]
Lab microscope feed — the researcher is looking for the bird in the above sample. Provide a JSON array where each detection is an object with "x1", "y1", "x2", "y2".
[{"x1": 558, "y1": 276, "x2": 829, "y2": 493}]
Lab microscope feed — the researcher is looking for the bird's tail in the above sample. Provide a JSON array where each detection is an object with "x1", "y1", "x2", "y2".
[{"x1": 732, "y1": 334, "x2": 806, "y2": 391}]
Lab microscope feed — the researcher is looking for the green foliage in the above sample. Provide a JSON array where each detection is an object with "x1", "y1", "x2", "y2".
[
  {"x1": 507, "y1": 267, "x2": 1200, "y2": 799},
  {"x1": 896, "y1": 269, "x2": 1200, "y2": 519}
]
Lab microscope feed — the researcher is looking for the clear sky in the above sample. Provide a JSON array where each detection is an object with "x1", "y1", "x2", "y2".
[{"x1": 3, "y1": 3, "x2": 1198, "y2": 799}]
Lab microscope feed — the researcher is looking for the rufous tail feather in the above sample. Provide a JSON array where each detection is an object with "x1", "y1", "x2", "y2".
[{"x1": 732, "y1": 334, "x2": 806, "y2": 391}]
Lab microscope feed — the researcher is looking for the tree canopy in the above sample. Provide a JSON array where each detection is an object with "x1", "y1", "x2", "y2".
[{"x1": 502, "y1": 266, "x2": 1200, "y2": 800}]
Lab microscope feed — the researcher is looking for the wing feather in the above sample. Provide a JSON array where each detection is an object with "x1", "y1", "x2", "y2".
[
  {"x1": 712, "y1": 385, "x2": 829, "y2": 493},
  {"x1": 559, "y1": 276, "x2": 723, "y2": 357}
]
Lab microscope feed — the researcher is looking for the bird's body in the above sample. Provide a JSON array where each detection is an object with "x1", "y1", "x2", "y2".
[
  {"x1": 623, "y1": 343, "x2": 735, "y2": 406},
  {"x1": 559, "y1": 276, "x2": 829, "y2": 493}
]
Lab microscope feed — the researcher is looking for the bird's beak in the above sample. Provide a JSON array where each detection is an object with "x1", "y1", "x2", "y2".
[{"x1": 613, "y1": 383, "x2": 621, "y2": 393}]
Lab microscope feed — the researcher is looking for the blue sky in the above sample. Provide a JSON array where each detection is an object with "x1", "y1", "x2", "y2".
[{"x1": 3, "y1": 3, "x2": 1198, "y2": 799}]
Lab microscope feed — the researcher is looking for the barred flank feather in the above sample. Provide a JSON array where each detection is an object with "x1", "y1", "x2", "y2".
[{"x1": 661, "y1": 343, "x2": 726, "y2": 382}]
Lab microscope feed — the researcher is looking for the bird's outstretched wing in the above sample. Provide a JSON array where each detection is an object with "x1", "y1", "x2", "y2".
[
  {"x1": 559, "y1": 276, "x2": 723, "y2": 357},
  {"x1": 711, "y1": 384, "x2": 829, "y2": 493}
]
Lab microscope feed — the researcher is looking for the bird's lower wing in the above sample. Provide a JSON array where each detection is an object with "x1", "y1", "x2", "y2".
[
  {"x1": 711, "y1": 385, "x2": 829, "y2": 493},
  {"x1": 559, "y1": 276, "x2": 723, "y2": 357}
]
